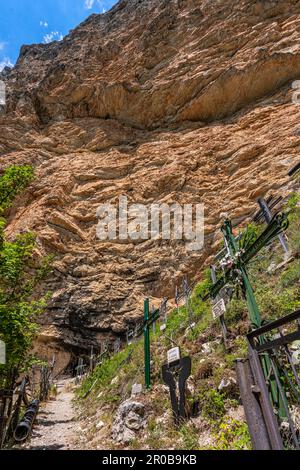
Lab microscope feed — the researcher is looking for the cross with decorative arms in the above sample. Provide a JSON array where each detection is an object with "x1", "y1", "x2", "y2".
[
  {"x1": 202, "y1": 212, "x2": 289, "y2": 416},
  {"x1": 203, "y1": 212, "x2": 289, "y2": 329}
]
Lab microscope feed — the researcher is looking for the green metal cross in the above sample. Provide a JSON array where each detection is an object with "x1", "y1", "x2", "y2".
[
  {"x1": 205, "y1": 212, "x2": 288, "y2": 329},
  {"x1": 203, "y1": 212, "x2": 289, "y2": 415},
  {"x1": 144, "y1": 298, "x2": 160, "y2": 389}
]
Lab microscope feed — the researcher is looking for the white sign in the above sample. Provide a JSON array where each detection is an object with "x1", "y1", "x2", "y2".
[
  {"x1": 0, "y1": 81, "x2": 5, "y2": 106},
  {"x1": 160, "y1": 324, "x2": 166, "y2": 332},
  {"x1": 212, "y1": 298, "x2": 226, "y2": 320},
  {"x1": 167, "y1": 347, "x2": 180, "y2": 366},
  {"x1": 0, "y1": 340, "x2": 6, "y2": 365}
]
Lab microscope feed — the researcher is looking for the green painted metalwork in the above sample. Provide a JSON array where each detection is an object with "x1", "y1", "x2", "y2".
[
  {"x1": 144, "y1": 299, "x2": 151, "y2": 389},
  {"x1": 143, "y1": 299, "x2": 160, "y2": 389},
  {"x1": 205, "y1": 213, "x2": 289, "y2": 304},
  {"x1": 222, "y1": 219, "x2": 284, "y2": 413},
  {"x1": 204, "y1": 213, "x2": 289, "y2": 416},
  {"x1": 221, "y1": 219, "x2": 262, "y2": 329}
]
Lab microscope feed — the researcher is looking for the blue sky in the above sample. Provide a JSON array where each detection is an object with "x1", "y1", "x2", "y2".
[{"x1": 0, "y1": 0, "x2": 118, "y2": 70}]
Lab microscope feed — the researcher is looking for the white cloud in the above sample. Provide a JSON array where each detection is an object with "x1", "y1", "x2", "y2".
[
  {"x1": 84, "y1": 0, "x2": 106, "y2": 13},
  {"x1": 97, "y1": 0, "x2": 106, "y2": 11},
  {"x1": 0, "y1": 57, "x2": 14, "y2": 71},
  {"x1": 0, "y1": 42, "x2": 7, "y2": 51},
  {"x1": 43, "y1": 31, "x2": 64, "y2": 44},
  {"x1": 85, "y1": 0, "x2": 95, "y2": 9},
  {"x1": 40, "y1": 21, "x2": 49, "y2": 28}
]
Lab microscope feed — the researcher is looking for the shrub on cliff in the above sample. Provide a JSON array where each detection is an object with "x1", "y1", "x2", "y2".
[{"x1": 0, "y1": 165, "x2": 34, "y2": 214}]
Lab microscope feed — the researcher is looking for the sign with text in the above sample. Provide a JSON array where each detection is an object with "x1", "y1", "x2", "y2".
[
  {"x1": 212, "y1": 298, "x2": 226, "y2": 320},
  {"x1": 167, "y1": 347, "x2": 181, "y2": 366},
  {"x1": 0, "y1": 340, "x2": 6, "y2": 364},
  {"x1": 0, "y1": 81, "x2": 5, "y2": 106}
]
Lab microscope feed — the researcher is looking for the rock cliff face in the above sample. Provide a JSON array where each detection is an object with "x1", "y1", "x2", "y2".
[{"x1": 1, "y1": 0, "x2": 300, "y2": 365}]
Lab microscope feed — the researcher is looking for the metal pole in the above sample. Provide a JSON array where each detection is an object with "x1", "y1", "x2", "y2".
[
  {"x1": 144, "y1": 298, "x2": 151, "y2": 390},
  {"x1": 90, "y1": 347, "x2": 94, "y2": 373},
  {"x1": 222, "y1": 220, "x2": 262, "y2": 329},
  {"x1": 235, "y1": 358, "x2": 272, "y2": 450},
  {"x1": 241, "y1": 268, "x2": 262, "y2": 330},
  {"x1": 175, "y1": 286, "x2": 179, "y2": 314},
  {"x1": 258, "y1": 198, "x2": 289, "y2": 256},
  {"x1": 222, "y1": 220, "x2": 285, "y2": 416},
  {"x1": 152, "y1": 306, "x2": 156, "y2": 335},
  {"x1": 210, "y1": 266, "x2": 228, "y2": 348},
  {"x1": 183, "y1": 278, "x2": 194, "y2": 328}
]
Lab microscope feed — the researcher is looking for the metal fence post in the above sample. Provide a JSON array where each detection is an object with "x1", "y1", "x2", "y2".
[
  {"x1": 257, "y1": 197, "x2": 289, "y2": 256},
  {"x1": 210, "y1": 265, "x2": 228, "y2": 348},
  {"x1": 144, "y1": 298, "x2": 151, "y2": 389}
]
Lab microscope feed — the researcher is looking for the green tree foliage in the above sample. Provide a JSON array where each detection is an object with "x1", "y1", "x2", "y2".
[
  {"x1": 0, "y1": 165, "x2": 34, "y2": 214},
  {"x1": 0, "y1": 165, "x2": 51, "y2": 388}
]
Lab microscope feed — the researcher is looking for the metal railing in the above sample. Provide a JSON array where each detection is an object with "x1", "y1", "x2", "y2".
[{"x1": 237, "y1": 309, "x2": 300, "y2": 449}]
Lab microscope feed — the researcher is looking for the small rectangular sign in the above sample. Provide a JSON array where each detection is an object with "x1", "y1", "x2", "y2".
[
  {"x1": 0, "y1": 81, "x2": 5, "y2": 106},
  {"x1": 0, "y1": 340, "x2": 6, "y2": 365},
  {"x1": 212, "y1": 298, "x2": 226, "y2": 320},
  {"x1": 167, "y1": 347, "x2": 180, "y2": 366}
]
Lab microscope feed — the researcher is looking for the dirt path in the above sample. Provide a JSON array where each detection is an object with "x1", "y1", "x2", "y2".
[{"x1": 25, "y1": 379, "x2": 78, "y2": 450}]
